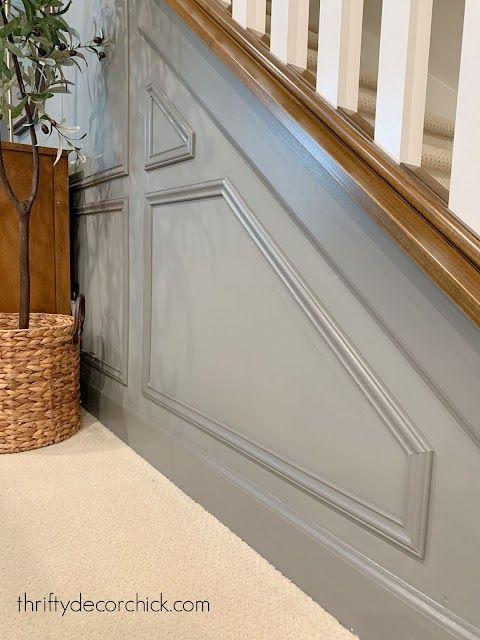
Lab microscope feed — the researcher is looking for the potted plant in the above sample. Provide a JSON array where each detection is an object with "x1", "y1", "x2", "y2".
[{"x1": 0, "y1": 0, "x2": 106, "y2": 453}]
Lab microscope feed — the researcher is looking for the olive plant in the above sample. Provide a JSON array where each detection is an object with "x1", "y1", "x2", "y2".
[{"x1": 0, "y1": 0, "x2": 106, "y2": 328}]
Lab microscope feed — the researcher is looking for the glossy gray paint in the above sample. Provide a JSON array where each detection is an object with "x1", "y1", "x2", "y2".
[
  {"x1": 142, "y1": 178, "x2": 433, "y2": 557},
  {"x1": 74, "y1": 1, "x2": 480, "y2": 639}
]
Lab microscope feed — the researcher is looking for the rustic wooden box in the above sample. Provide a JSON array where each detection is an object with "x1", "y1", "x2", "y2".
[{"x1": 0, "y1": 142, "x2": 70, "y2": 315}]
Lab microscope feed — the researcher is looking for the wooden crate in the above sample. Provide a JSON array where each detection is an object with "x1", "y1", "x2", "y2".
[{"x1": 0, "y1": 142, "x2": 70, "y2": 315}]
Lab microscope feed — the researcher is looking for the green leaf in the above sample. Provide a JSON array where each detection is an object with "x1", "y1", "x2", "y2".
[
  {"x1": 20, "y1": 0, "x2": 36, "y2": 22},
  {"x1": 51, "y1": 1, "x2": 72, "y2": 16},
  {"x1": 5, "y1": 41, "x2": 25, "y2": 58},
  {"x1": 8, "y1": 97, "x2": 27, "y2": 118},
  {"x1": 28, "y1": 90, "x2": 53, "y2": 100},
  {"x1": 0, "y1": 60, "x2": 13, "y2": 81},
  {"x1": 51, "y1": 78, "x2": 74, "y2": 86},
  {"x1": 0, "y1": 16, "x2": 21, "y2": 39},
  {"x1": 47, "y1": 85, "x2": 70, "y2": 93}
]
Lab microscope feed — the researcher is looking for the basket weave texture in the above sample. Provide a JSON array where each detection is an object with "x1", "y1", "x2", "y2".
[{"x1": 0, "y1": 313, "x2": 81, "y2": 454}]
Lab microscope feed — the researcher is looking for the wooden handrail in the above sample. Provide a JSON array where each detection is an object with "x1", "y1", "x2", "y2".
[{"x1": 164, "y1": 0, "x2": 480, "y2": 327}]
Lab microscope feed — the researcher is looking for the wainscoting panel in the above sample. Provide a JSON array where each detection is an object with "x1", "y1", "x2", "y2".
[
  {"x1": 142, "y1": 178, "x2": 432, "y2": 557},
  {"x1": 68, "y1": 0, "x2": 129, "y2": 188},
  {"x1": 75, "y1": 198, "x2": 129, "y2": 385}
]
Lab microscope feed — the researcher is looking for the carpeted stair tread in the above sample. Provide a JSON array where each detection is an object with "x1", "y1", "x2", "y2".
[
  {"x1": 422, "y1": 133, "x2": 453, "y2": 171},
  {"x1": 424, "y1": 168, "x2": 451, "y2": 191}
]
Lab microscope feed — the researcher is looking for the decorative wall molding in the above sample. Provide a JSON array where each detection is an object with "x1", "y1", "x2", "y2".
[
  {"x1": 142, "y1": 178, "x2": 433, "y2": 558},
  {"x1": 184, "y1": 435, "x2": 480, "y2": 640},
  {"x1": 139, "y1": 18, "x2": 480, "y2": 453},
  {"x1": 70, "y1": 0, "x2": 130, "y2": 190},
  {"x1": 74, "y1": 197, "x2": 129, "y2": 385},
  {"x1": 145, "y1": 81, "x2": 195, "y2": 170},
  {"x1": 71, "y1": 164, "x2": 129, "y2": 191},
  {"x1": 83, "y1": 383, "x2": 479, "y2": 640}
]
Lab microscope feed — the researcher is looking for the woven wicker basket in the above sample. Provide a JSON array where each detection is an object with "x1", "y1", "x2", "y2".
[{"x1": 0, "y1": 310, "x2": 82, "y2": 454}]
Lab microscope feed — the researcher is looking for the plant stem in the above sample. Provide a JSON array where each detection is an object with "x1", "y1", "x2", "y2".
[
  {"x1": 1, "y1": 5, "x2": 40, "y2": 329},
  {"x1": 18, "y1": 212, "x2": 30, "y2": 329}
]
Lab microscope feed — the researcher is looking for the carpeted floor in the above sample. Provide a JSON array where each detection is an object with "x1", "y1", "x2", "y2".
[{"x1": 0, "y1": 412, "x2": 357, "y2": 639}]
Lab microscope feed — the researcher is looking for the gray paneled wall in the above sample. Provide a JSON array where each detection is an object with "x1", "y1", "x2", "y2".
[
  {"x1": 73, "y1": 2, "x2": 480, "y2": 639},
  {"x1": 67, "y1": 0, "x2": 129, "y2": 186}
]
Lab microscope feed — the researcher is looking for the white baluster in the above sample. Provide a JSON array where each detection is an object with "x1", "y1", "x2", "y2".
[
  {"x1": 316, "y1": 0, "x2": 364, "y2": 111},
  {"x1": 232, "y1": 0, "x2": 266, "y2": 33},
  {"x1": 449, "y1": 0, "x2": 480, "y2": 235},
  {"x1": 375, "y1": 0, "x2": 433, "y2": 165},
  {"x1": 270, "y1": 0, "x2": 309, "y2": 68}
]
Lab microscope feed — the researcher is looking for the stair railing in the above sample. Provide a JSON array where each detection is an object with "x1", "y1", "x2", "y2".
[{"x1": 225, "y1": 0, "x2": 478, "y2": 239}]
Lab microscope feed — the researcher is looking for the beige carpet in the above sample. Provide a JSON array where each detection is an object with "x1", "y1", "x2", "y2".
[{"x1": 0, "y1": 412, "x2": 357, "y2": 639}]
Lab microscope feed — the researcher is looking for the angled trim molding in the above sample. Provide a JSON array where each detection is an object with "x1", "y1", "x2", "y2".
[
  {"x1": 145, "y1": 81, "x2": 195, "y2": 170},
  {"x1": 142, "y1": 178, "x2": 433, "y2": 557},
  {"x1": 70, "y1": 164, "x2": 129, "y2": 190},
  {"x1": 74, "y1": 197, "x2": 130, "y2": 385}
]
